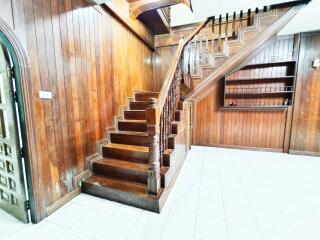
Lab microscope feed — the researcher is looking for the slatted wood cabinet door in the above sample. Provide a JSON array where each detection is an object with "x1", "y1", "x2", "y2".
[{"x1": 0, "y1": 42, "x2": 28, "y2": 223}]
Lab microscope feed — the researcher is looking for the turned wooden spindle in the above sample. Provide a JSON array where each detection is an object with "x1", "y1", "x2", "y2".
[
  {"x1": 193, "y1": 37, "x2": 197, "y2": 74},
  {"x1": 239, "y1": 10, "x2": 243, "y2": 31},
  {"x1": 247, "y1": 9, "x2": 251, "y2": 26},
  {"x1": 199, "y1": 32, "x2": 203, "y2": 64},
  {"x1": 187, "y1": 44, "x2": 191, "y2": 76},
  {"x1": 205, "y1": 27, "x2": 209, "y2": 64},
  {"x1": 211, "y1": 16, "x2": 215, "y2": 66},
  {"x1": 225, "y1": 13, "x2": 229, "y2": 56},
  {"x1": 146, "y1": 98, "x2": 160, "y2": 195},
  {"x1": 232, "y1": 12, "x2": 236, "y2": 39},
  {"x1": 218, "y1": 15, "x2": 222, "y2": 52}
]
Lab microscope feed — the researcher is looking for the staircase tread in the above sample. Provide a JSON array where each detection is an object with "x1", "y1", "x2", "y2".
[
  {"x1": 118, "y1": 119, "x2": 146, "y2": 123},
  {"x1": 85, "y1": 175, "x2": 148, "y2": 196},
  {"x1": 130, "y1": 100, "x2": 149, "y2": 103},
  {"x1": 104, "y1": 143, "x2": 149, "y2": 152},
  {"x1": 124, "y1": 110, "x2": 146, "y2": 112},
  {"x1": 168, "y1": 134, "x2": 177, "y2": 138},
  {"x1": 164, "y1": 149, "x2": 174, "y2": 155},
  {"x1": 95, "y1": 158, "x2": 148, "y2": 171},
  {"x1": 111, "y1": 131, "x2": 148, "y2": 136},
  {"x1": 135, "y1": 91, "x2": 159, "y2": 94}
]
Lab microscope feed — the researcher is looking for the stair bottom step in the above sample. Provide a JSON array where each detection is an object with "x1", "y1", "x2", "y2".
[{"x1": 82, "y1": 175, "x2": 163, "y2": 213}]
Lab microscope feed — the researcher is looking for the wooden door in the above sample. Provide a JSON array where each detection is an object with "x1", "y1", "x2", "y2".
[{"x1": 0, "y1": 42, "x2": 29, "y2": 222}]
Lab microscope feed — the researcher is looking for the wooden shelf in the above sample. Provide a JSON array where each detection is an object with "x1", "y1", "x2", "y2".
[
  {"x1": 221, "y1": 106, "x2": 288, "y2": 111},
  {"x1": 226, "y1": 76, "x2": 295, "y2": 84},
  {"x1": 225, "y1": 90, "x2": 293, "y2": 97},
  {"x1": 223, "y1": 58, "x2": 296, "y2": 111},
  {"x1": 242, "y1": 60, "x2": 296, "y2": 69}
]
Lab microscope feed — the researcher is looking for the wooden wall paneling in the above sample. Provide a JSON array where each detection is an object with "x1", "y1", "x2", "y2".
[
  {"x1": 50, "y1": 0, "x2": 70, "y2": 196},
  {"x1": 0, "y1": 0, "x2": 155, "y2": 220},
  {"x1": 290, "y1": 32, "x2": 320, "y2": 155},
  {"x1": 152, "y1": 45, "x2": 177, "y2": 91},
  {"x1": 193, "y1": 79, "x2": 288, "y2": 151},
  {"x1": 43, "y1": 0, "x2": 66, "y2": 199}
]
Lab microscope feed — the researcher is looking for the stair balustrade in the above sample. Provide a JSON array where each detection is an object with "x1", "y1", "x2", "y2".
[
  {"x1": 182, "y1": 8, "x2": 261, "y2": 78},
  {"x1": 145, "y1": 5, "x2": 286, "y2": 195}
]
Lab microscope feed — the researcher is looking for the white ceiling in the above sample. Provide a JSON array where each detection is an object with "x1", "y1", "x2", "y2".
[{"x1": 170, "y1": 0, "x2": 300, "y2": 27}]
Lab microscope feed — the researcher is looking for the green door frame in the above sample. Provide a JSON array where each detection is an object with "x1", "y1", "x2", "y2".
[{"x1": 0, "y1": 31, "x2": 36, "y2": 223}]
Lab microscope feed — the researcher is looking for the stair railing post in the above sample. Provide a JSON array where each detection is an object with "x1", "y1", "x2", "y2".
[
  {"x1": 211, "y1": 16, "x2": 215, "y2": 67},
  {"x1": 146, "y1": 98, "x2": 161, "y2": 195}
]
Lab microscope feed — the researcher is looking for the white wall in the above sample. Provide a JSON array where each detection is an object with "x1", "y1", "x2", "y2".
[{"x1": 278, "y1": 0, "x2": 320, "y2": 35}]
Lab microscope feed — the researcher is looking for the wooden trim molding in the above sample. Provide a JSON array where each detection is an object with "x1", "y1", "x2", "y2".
[
  {"x1": 101, "y1": 3, "x2": 155, "y2": 51},
  {"x1": 195, "y1": 143, "x2": 284, "y2": 153},
  {"x1": 0, "y1": 17, "x2": 41, "y2": 222},
  {"x1": 46, "y1": 188, "x2": 81, "y2": 216},
  {"x1": 129, "y1": 0, "x2": 192, "y2": 19},
  {"x1": 289, "y1": 150, "x2": 320, "y2": 157}
]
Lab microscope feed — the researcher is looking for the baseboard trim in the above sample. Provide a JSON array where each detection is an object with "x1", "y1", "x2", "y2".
[
  {"x1": 194, "y1": 143, "x2": 284, "y2": 153},
  {"x1": 159, "y1": 150, "x2": 189, "y2": 210},
  {"x1": 73, "y1": 170, "x2": 92, "y2": 188},
  {"x1": 289, "y1": 150, "x2": 320, "y2": 157},
  {"x1": 46, "y1": 188, "x2": 81, "y2": 216}
]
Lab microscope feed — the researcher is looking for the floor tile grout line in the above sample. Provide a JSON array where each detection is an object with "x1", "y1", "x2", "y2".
[
  {"x1": 123, "y1": 210, "x2": 144, "y2": 240},
  {"x1": 219, "y1": 151, "x2": 231, "y2": 240},
  {"x1": 194, "y1": 148, "x2": 206, "y2": 240},
  {"x1": 230, "y1": 152, "x2": 268, "y2": 240},
  {"x1": 70, "y1": 204, "x2": 118, "y2": 238}
]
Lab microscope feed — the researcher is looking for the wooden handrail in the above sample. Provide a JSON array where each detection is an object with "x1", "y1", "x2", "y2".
[{"x1": 157, "y1": 17, "x2": 211, "y2": 112}]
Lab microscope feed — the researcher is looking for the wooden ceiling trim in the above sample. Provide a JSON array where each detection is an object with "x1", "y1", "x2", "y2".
[{"x1": 129, "y1": 0, "x2": 192, "y2": 19}]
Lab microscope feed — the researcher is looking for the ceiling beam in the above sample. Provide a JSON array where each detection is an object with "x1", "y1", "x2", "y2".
[{"x1": 129, "y1": 0, "x2": 192, "y2": 19}]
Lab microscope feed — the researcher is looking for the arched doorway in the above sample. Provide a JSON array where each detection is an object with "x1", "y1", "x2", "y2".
[{"x1": 0, "y1": 27, "x2": 35, "y2": 223}]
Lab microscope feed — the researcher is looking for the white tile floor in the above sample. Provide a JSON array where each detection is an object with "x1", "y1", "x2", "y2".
[{"x1": 2, "y1": 146, "x2": 320, "y2": 240}]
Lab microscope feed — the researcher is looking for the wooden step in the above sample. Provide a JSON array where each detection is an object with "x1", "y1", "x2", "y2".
[
  {"x1": 135, "y1": 92, "x2": 159, "y2": 101},
  {"x1": 117, "y1": 120, "x2": 147, "y2": 132},
  {"x1": 163, "y1": 149, "x2": 174, "y2": 167},
  {"x1": 175, "y1": 110, "x2": 181, "y2": 121},
  {"x1": 110, "y1": 131, "x2": 149, "y2": 146},
  {"x1": 129, "y1": 101, "x2": 149, "y2": 110},
  {"x1": 168, "y1": 134, "x2": 177, "y2": 149},
  {"x1": 93, "y1": 158, "x2": 149, "y2": 184},
  {"x1": 124, "y1": 110, "x2": 146, "y2": 120},
  {"x1": 171, "y1": 121, "x2": 179, "y2": 134},
  {"x1": 102, "y1": 143, "x2": 149, "y2": 164},
  {"x1": 82, "y1": 175, "x2": 163, "y2": 212}
]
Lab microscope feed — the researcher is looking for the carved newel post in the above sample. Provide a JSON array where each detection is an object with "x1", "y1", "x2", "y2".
[{"x1": 146, "y1": 98, "x2": 161, "y2": 195}]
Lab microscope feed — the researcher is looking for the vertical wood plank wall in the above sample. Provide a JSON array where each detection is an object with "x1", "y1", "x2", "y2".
[
  {"x1": 194, "y1": 85, "x2": 287, "y2": 150},
  {"x1": 193, "y1": 36, "x2": 295, "y2": 151},
  {"x1": 0, "y1": 0, "x2": 153, "y2": 219},
  {"x1": 152, "y1": 45, "x2": 177, "y2": 91},
  {"x1": 290, "y1": 32, "x2": 320, "y2": 155}
]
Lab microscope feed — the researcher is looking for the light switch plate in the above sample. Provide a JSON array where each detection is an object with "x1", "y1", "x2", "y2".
[
  {"x1": 313, "y1": 59, "x2": 320, "y2": 69},
  {"x1": 39, "y1": 91, "x2": 53, "y2": 99}
]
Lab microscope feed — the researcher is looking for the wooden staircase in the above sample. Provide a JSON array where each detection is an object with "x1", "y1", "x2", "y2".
[
  {"x1": 80, "y1": 2, "x2": 305, "y2": 213},
  {"x1": 82, "y1": 91, "x2": 189, "y2": 212}
]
